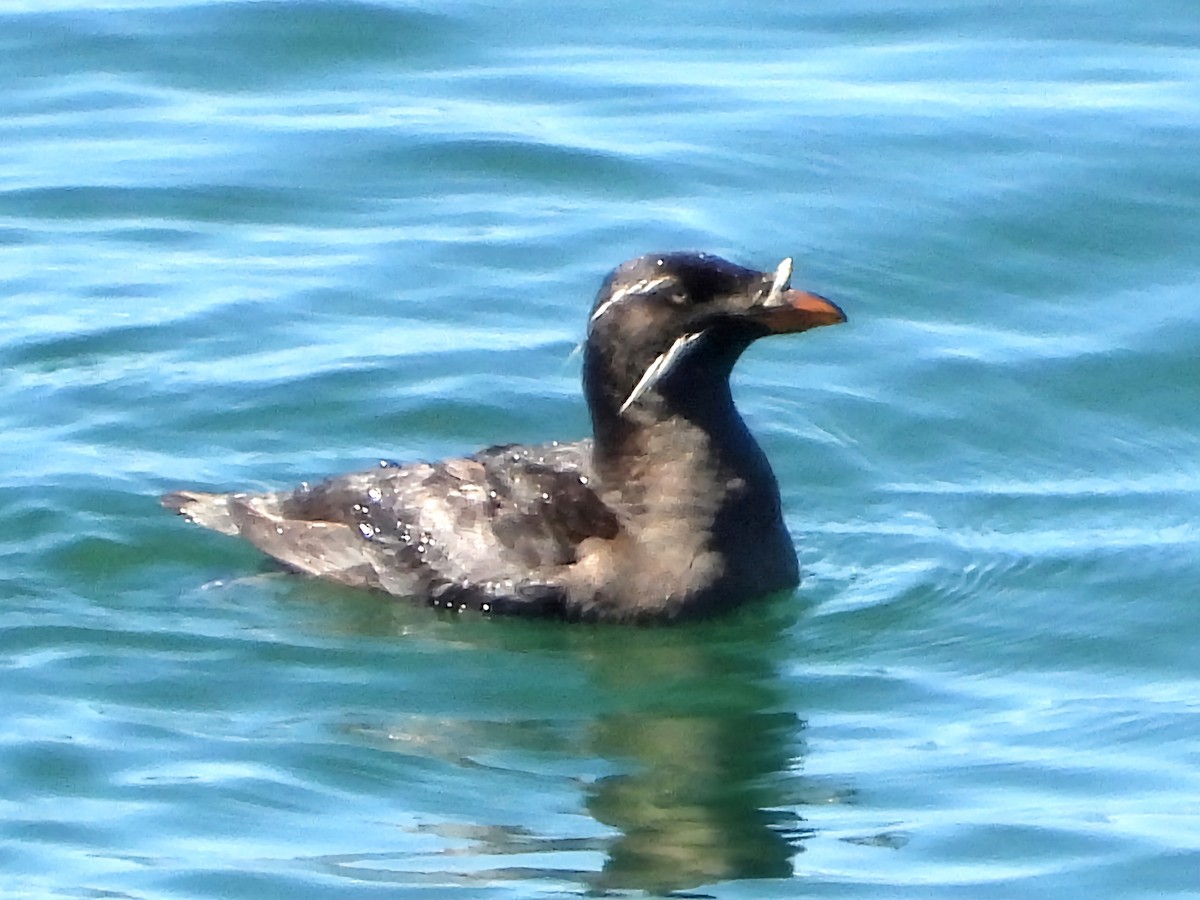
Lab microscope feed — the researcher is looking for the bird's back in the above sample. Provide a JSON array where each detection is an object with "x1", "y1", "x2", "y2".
[{"x1": 163, "y1": 439, "x2": 618, "y2": 614}]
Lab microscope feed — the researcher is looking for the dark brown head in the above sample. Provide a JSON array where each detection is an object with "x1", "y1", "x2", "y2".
[{"x1": 582, "y1": 252, "x2": 846, "y2": 437}]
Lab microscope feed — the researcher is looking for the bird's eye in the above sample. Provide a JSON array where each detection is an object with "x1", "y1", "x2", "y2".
[
  {"x1": 630, "y1": 276, "x2": 688, "y2": 306},
  {"x1": 662, "y1": 290, "x2": 689, "y2": 307},
  {"x1": 642, "y1": 277, "x2": 691, "y2": 307}
]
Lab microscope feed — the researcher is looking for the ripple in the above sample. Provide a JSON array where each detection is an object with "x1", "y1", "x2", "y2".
[{"x1": 3, "y1": 1, "x2": 1200, "y2": 897}]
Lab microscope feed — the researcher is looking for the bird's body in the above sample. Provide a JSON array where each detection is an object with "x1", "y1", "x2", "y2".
[{"x1": 164, "y1": 252, "x2": 845, "y2": 622}]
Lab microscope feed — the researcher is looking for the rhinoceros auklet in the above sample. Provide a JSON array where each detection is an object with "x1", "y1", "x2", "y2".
[{"x1": 163, "y1": 252, "x2": 845, "y2": 622}]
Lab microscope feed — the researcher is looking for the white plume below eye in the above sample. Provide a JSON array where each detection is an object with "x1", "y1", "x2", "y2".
[{"x1": 618, "y1": 331, "x2": 706, "y2": 414}]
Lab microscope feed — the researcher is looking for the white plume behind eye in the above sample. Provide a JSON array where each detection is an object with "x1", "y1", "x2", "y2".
[
  {"x1": 589, "y1": 275, "x2": 675, "y2": 328},
  {"x1": 619, "y1": 331, "x2": 706, "y2": 414}
]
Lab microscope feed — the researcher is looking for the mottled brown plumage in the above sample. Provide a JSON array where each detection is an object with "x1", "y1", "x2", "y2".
[{"x1": 163, "y1": 252, "x2": 845, "y2": 621}]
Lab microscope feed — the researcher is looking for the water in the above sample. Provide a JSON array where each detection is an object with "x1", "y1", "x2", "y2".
[{"x1": 2, "y1": 1, "x2": 1199, "y2": 896}]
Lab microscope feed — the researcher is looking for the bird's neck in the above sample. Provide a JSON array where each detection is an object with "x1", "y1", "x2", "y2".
[
  {"x1": 576, "y1": 342, "x2": 796, "y2": 618},
  {"x1": 583, "y1": 333, "x2": 783, "y2": 517},
  {"x1": 586, "y1": 371, "x2": 775, "y2": 516}
]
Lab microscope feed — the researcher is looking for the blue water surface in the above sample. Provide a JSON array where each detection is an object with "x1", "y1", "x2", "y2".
[{"x1": 2, "y1": 1, "x2": 1199, "y2": 897}]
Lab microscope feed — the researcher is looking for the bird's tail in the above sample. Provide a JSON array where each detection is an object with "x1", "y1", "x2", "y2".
[{"x1": 160, "y1": 490, "x2": 242, "y2": 536}]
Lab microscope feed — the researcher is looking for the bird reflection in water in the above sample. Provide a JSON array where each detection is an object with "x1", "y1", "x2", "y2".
[
  {"x1": 321, "y1": 592, "x2": 816, "y2": 895},
  {"x1": 581, "y1": 607, "x2": 811, "y2": 893}
]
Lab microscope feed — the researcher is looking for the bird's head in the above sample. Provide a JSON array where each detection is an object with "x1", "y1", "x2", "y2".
[{"x1": 583, "y1": 252, "x2": 846, "y2": 428}]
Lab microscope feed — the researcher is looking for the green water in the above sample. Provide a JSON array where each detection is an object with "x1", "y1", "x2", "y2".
[{"x1": 2, "y1": 1, "x2": 1199, "y2": 897}]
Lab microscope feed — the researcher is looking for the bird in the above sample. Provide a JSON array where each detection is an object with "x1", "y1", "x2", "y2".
[{"x1": 162, "y1": 252, "x2": 845, "y2": 622}]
